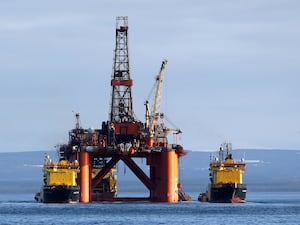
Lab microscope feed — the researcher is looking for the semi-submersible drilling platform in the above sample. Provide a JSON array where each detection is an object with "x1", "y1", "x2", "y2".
[{"x1": 39, "y1": 16, "x2": 189, "y2": 203}]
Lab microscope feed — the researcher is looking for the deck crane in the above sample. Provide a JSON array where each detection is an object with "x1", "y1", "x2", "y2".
[{"x1": 145, "y1": 59, "x2": 169, "y2": 146}]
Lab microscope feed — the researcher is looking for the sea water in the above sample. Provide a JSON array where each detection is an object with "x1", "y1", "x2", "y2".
[{"x1": 0, "y1": 192, "x2": 299, "y2": 225}]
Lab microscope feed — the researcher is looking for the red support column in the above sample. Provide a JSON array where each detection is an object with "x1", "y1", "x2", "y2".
[
  {"x1": 80, "y1": 151, "x2": 90, "y2": 203},
  {"x1": 150, "y1": 150, "x2": 179, "y2": 202},
  {"x1": 163, "y1": 151, "x2": 179, "y2": 202}
]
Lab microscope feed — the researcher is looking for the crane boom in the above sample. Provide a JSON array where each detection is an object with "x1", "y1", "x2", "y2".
[{"x1": 150, "y1": 59, "x2": 168, "y2": 137}]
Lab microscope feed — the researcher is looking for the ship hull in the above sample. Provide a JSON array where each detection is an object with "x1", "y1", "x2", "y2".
[
  {"x1": 210, "y1": 184, "x2": 247, "y2": 203},
  {"x1": 42, "y1": 185, "x2": 80, "y2": 203}
]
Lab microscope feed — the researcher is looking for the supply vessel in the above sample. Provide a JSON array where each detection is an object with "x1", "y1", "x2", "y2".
[
  {"x1": 198, "y1": 142, "x2": 247, "y2": 203},
  {"x1": 34, "y1": 155, "x2": 80, "y2": 203}
]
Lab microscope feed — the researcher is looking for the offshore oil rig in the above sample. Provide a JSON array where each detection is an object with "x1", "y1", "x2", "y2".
[{"x1": 36, "y1": 16, "x2": 189, "y2": 203}]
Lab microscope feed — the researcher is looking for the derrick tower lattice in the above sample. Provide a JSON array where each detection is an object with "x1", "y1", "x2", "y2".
[{"x1": 110, "y1": 16, "x2": 135, "y2": 123}]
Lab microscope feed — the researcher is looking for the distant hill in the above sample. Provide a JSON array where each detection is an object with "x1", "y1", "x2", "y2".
[
  {"x1": 0, "y1": 149, "x2": 299, "y2": 194},
  {"x1": 0, "y1": 151, "x2": 56, "y2": 193}
]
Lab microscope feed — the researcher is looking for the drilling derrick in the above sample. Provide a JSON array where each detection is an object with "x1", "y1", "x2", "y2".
[
  {"x1": 110, "y1": 16, "x2": 134, "y2": 123},
  {"x1": 110, "y1": 16, "x2": 141, "y2": 145}
]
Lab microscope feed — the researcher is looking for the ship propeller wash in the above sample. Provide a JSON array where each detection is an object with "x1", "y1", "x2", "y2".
[{"x1": 198, "y1": 142, "x2": 247, "y2": 203}]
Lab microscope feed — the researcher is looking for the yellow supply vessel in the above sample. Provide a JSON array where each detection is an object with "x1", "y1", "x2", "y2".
[
  {"x1": 35, "y1": 155, "x2": 80, "y2": 203},
  {"x1": 198, "y1": 142, "x2": 247, "y2": 203}
]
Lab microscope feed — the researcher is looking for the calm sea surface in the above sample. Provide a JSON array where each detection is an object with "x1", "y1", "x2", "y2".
[{"x1": 0, "y1": 192, "x2": 299, "y2": 225}]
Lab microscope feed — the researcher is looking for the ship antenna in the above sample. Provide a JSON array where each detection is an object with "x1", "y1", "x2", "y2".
[{"x1": 219, "y1": 143, "x2": 224, "y2": 161}]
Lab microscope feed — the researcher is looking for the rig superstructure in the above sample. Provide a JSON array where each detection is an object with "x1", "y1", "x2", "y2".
[{"x1": 36, "y1": 16, "x2": 189, "y2": 203}]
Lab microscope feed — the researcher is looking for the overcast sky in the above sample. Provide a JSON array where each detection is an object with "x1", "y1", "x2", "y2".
[{"x1": 0, "y1": 0, "x2": 299, "y2": 152}]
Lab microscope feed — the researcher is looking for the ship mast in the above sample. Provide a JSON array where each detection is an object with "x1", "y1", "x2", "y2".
[{"x1": 219, "y1": 142, "x2": 232, "y2": 161}]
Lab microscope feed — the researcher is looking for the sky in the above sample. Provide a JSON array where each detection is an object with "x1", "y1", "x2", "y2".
[{"x1": 0, "y1": 0, "x2": 300, "y2": 152}]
